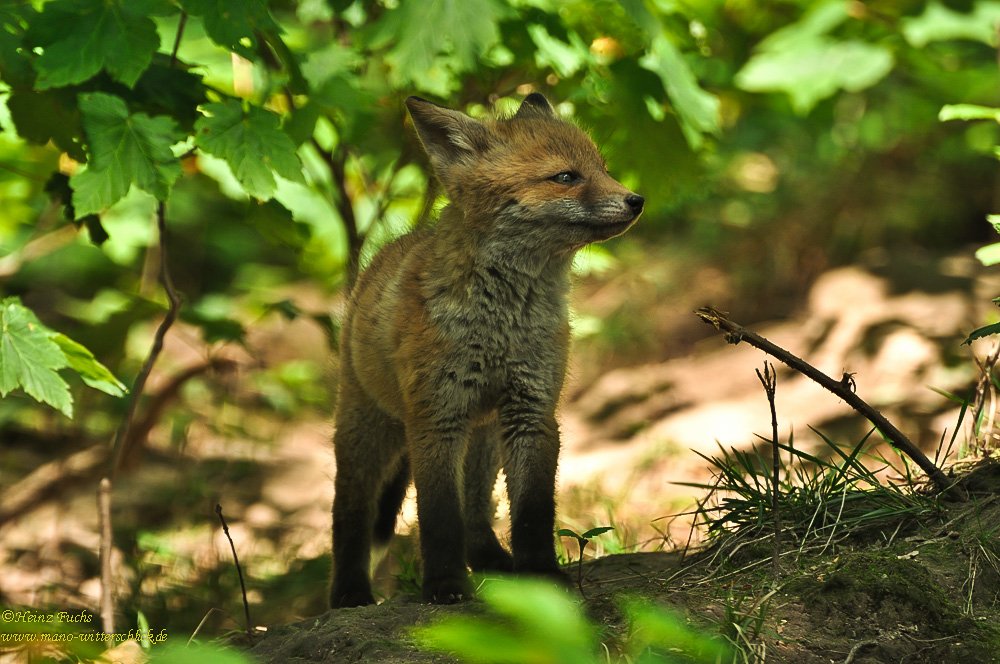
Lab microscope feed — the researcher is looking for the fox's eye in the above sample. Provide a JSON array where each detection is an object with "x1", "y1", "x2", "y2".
[{"x1": 551, "y1": 171, "x2": 577, "y2": 184}]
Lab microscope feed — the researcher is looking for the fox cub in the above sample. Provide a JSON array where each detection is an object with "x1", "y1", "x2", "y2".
[{"x1": 331, "y1": 93, "x2": 644, "y2": 607}]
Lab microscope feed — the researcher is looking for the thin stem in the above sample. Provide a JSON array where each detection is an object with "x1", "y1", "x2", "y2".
[
  {"x1": 216, "y1": 504, "x2": 252, "y2": 636},
  {"x1": 755, "y1": 361, "x2": 781, "y2": 576},
  {"x1": 170, "y1": 13, "x2": 188, "y2": 66},
  {"x1": 110, "y1": 202, "x2": 181, "y2": 477}
]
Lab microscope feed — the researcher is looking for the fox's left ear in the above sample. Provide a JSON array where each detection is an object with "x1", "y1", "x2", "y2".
[{"x1": 515, "y1": 93, "x2": 555, "y2": 119}]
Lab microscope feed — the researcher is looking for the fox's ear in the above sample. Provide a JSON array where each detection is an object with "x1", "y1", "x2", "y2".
[
  {"x1": 514, "y1": 93, "x2": 555, "y2": 119},
  {"x1": 405, "y1": 96, "x2": 489, "y2": 170}
]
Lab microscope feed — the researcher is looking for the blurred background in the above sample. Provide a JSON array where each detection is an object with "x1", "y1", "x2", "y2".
[{"x1": 2, "y1": 0, "x2": 1000, "y2": 639}]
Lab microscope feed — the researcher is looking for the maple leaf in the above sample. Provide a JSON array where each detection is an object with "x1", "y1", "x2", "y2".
[
  {"x1": 70, "y1": 92, "x2": 183, "y2": 216},
  {"x1": 30, "y1": 0, "x2": 174, "y2": 89},
  {"x1": 194, "y1": 99, "x2": 304, "y2": 200}
]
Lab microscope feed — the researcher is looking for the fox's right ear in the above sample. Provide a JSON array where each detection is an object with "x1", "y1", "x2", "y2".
[
  {"x1": 514, "y1": 93, "x2": 555, "y2": 119},
  {"x1": 405, "y1": 97, "x2": 488, "y2": 170}
]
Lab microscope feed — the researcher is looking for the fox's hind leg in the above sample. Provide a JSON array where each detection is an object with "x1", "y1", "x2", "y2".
[
  {"x1": 370, "y1": 454, "x2": 410, "y2": 571},
  {"x1": 464, "y1": 420, "x2": 514, "y2": 572},
  {"x1": 330, "y1": 380, "x2": 406, "y2": 608}
]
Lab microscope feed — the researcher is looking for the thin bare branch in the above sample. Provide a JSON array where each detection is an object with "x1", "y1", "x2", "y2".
[
  {"x1": 111, "y1": 201, "x2": 182, "y2": 477},
  {"x1": 695, "y1": 306, "x2": 953, "y2": 494},
  {"x1": 755, "y1": 361, "x2": 781, "y2": 576},
  {"x1": 98, "y1": 478, "x2": 113, "y2": 647}
]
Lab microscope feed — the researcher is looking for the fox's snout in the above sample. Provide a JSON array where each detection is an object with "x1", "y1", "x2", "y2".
[{"x1": 625, "y1": 193, "x2": 644, "y2": 217}]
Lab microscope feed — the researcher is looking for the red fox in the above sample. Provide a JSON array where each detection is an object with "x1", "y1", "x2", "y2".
[{"x1": 331, "y1": 93, "x2": 644, "y2": 607}]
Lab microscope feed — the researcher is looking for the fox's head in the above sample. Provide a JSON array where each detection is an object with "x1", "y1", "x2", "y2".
[{"x1": 405, "y1": 94, "x2": 643, "y2": 254}]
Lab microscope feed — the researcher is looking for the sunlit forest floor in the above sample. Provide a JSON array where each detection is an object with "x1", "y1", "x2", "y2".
[{"x1": 3, "y1": 244, "x2": 1000, "y2": 662}]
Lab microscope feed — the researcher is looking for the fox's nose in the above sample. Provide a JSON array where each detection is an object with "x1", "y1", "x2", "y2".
[{"x1": 625, "y1": 194, "x2": 644, "y2": 216}]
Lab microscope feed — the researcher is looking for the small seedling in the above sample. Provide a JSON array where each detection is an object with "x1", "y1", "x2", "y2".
[{"x1": 558, "y1": 526, "x2": 614, "y2": 597}]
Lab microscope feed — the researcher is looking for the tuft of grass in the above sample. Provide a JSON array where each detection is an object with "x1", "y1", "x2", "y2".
[{"x1": 676, "y1": 428, "x2": 941, "y2": 547}]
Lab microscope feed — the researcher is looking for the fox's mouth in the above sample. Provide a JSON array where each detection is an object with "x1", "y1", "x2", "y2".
[{"x1": 580, "y1": 215, "x2": 639, "y2": 238}]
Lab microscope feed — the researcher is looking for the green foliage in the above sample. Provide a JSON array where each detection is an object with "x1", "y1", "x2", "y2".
[
  {"x1": 149, "y1": 643, "x2": 257, "y2": 664},
  {"x1": 416, "y1": 578, "x2": 727, "y2": 664},
  {"x1": 0, "y1": 297, "x2": 125, "y2": 418},
  {"x1": 939, "y1": 95, "x2": 1000, "y2": 343},
  {"x1": 734, "y1": 1, "x2": 894, "y2": 114},
  {"x1": 640, "y1": 35, "x2": 721, "y2": 149},
  {"x1": 902, "y1": 0, "x2": 1000, "y2": 47}
]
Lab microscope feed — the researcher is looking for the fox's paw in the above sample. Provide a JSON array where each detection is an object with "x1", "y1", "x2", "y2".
[
  {"x1": 331, "y1": 585, "x2": 376, "y2": 609},
  {"x1": 422, "y1": 575, "x2": 474, "y2": 604},
  {"x1": 468, "y1": 543, "x2": 514, "y2": 573}
]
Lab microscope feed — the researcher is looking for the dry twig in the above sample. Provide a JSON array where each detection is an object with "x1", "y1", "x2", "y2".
[
  {"x1": 755, "y1": 362, "x2": 781, "y2": 576},
  {"x1": 695, "y1": 307, "x2": 953, "y2": 494}
]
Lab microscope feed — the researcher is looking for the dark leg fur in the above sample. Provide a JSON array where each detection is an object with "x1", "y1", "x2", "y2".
[
  {"x1": 409, "y1": 418, "x2": 473, "y2": 604},
  {"x1": 330, "y1": 383, "x2": 406, "y2": 609},
  {"x1": 500, "y1": 407, "x2": 567, "y2": 582},
  {"x1": 464, "y1": 423, "x2": 513, "y2": 572},
  {"x1": 374, "y1": 455, "x2": 410, "y2": 545}
]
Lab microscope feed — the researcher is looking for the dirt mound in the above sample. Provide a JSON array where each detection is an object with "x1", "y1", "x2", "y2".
[{"x1": 247, "y1": 459, "x2": 1000, "y2": 664}]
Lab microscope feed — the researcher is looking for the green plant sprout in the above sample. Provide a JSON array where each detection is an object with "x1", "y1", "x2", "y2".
[{"x1": 558, "y1": 526, "x2": 614, "y2": 597}]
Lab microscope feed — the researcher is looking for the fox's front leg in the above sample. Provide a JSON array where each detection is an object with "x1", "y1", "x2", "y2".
[
  {"x1": 499, "y1": 397, "x2": 565, "y2": 580},
  {"x1": 408, "y1": 414, "x2": 474, "y2": 603}
]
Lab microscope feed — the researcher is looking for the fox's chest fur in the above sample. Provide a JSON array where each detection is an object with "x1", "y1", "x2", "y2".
[
  {"x1": 424, "y1": 251, "x2": 571, "y2": 405},
  {"x1": 347, "y1": 226, "x2": 572, "y2": 422}
]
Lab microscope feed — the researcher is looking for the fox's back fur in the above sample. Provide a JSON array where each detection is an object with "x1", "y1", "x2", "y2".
[{"x1": 330, "y1": 94, "x2": 644, "y2": 607}]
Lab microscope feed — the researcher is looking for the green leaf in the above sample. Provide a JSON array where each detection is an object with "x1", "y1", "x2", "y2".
[
  {"x1": 370, "y1": 0, "x2": 513, "y2": 91},
  {"x1": 902, "y1": 1, "x2": 1000, "y2": 48},
  {"x1": 581, "y1": 526, "x2": 614, "y2": 539},
  {"x1": 70, "y1": 92, "x2": 184, "y2": 216},
  {"x1": 976, "y1": 242, "x2": 1000, "y2": 266},
  {"x1": 247, "y1": 199, "x2": 311, "y2": 248},
  {"x1": 0, "y1": 2, "x2": 36, "y2": 89},
  {"x1": 939, "y1": 104, "x2": 1000, "y2": 123},
  {"x1": 754, "y1": 0, "x2": 849, "y2": 52},
  {"x1": 0, "y1": 298, "x2": 72, "y2": 418},
  {"x1": 29, "y1": 0, "x2": 170, "y2": 89},
  {"x1": 639, "y1": 35, "x2": 721, "y2": 150},
  {"x1": 418, "y1": 579, "x2": 597, "y2": 664},
  {"x1": 7, "y1": 89, "x2": 87, "y2": 161},
  {"x1": 150, "y1": 643, "x2": 257, "y2": 664},
  {"x1": 194, "y1": 99, "x2": 305, "y2": 200},
  {"x1": 132, "y1": 60, "x2": 210, "y2": 132},
  {"x1": 988, "y1": 214, "x2": 1000, "y2": 234},
  {"x1": 964, "y1": 322, "x2": 1000, "y2": 346},
  {"x1": 301, "y1": 42, "x2": 358, "y2": 90},
  {"x1": 527, "y1": 24, "x2": 590, "y2": 79},
  {"x1": 180, "y1": 310, "x2": 246, "y2": 345},
  {"x1": 50, "y1": 334, "x2": 127, "y2": 397},
  {"x1": 283, "y1": 99, "x2": 322, "y2": 146},
  {"x1": 418, "y1": 619, "x2": 572, "y2": 664},
  {"x1": 45, "y1": 173, "x2": 111, "y2": 243},
  {"x1": 735, "y1": 38, "x2": 894, "y2": 114},
  {"x1": 180, "y1": 0, "x2": 278, "y2": 60},
  {"x1": 626, "y1": 601, "x2": 730, "y2": 661}
]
